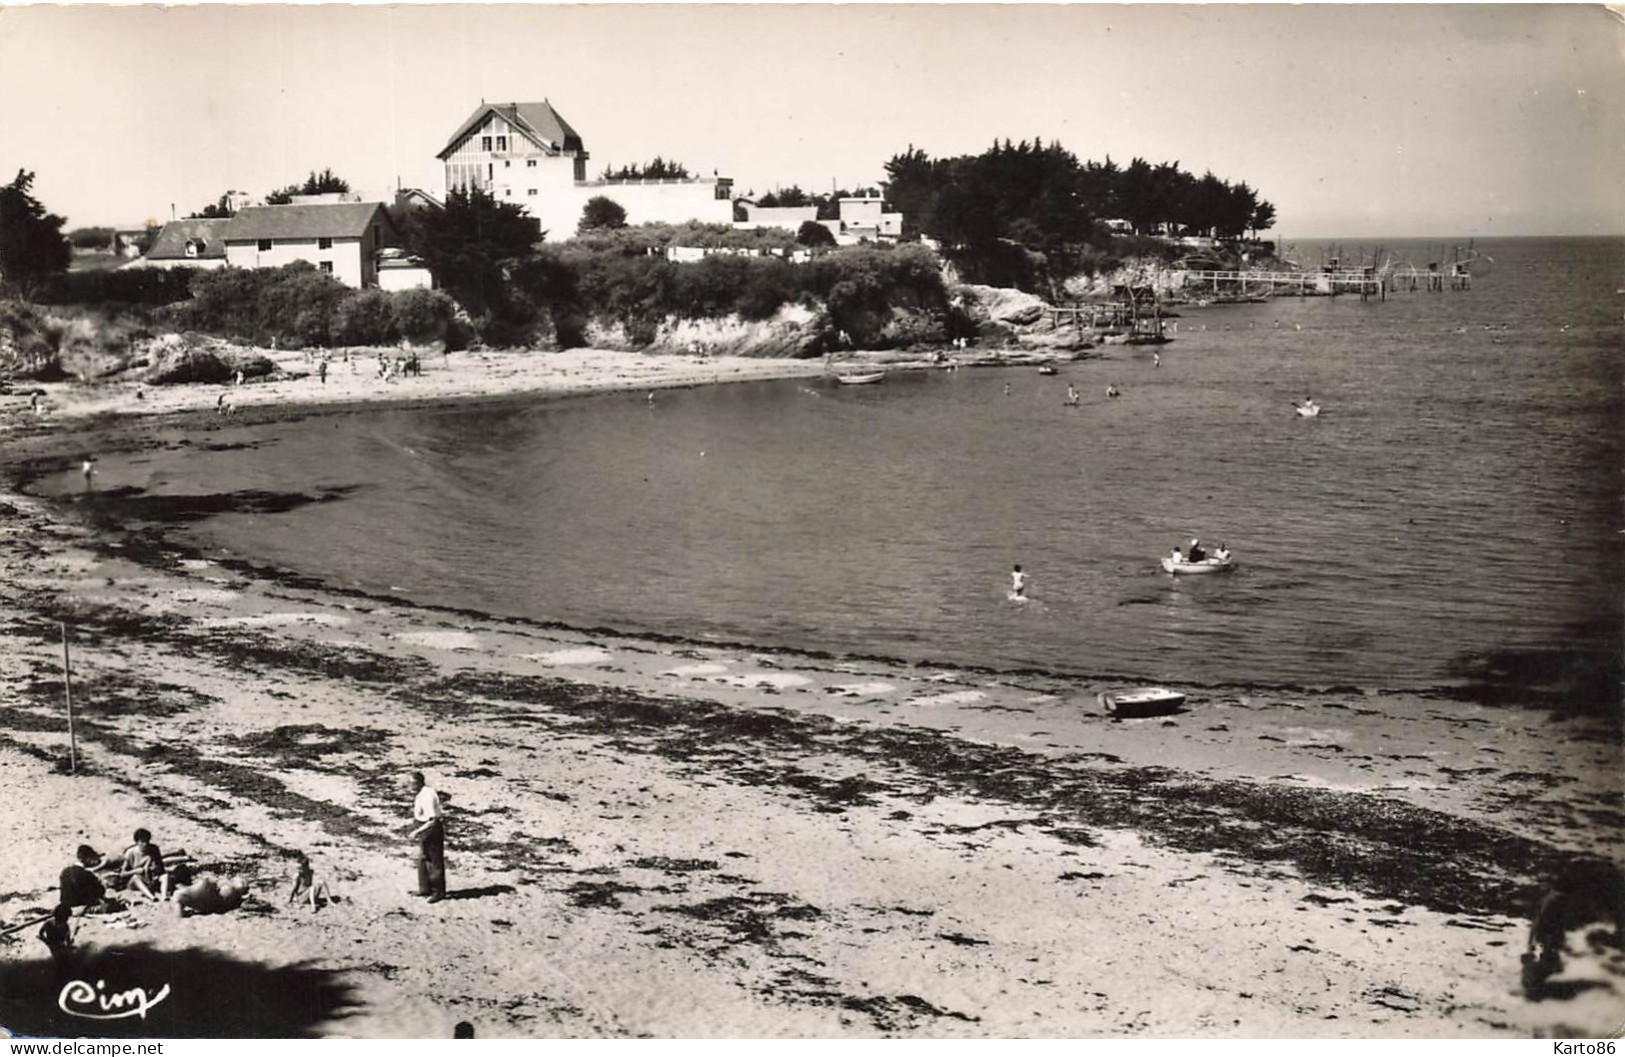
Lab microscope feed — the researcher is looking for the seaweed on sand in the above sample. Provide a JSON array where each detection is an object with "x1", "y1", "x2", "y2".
[
  {"x1": 225, "y1": 724, "x2": 393, "y2": 763},
  {"x1": 400, "y1": 669, "x2": 1592, "y2": 920}
]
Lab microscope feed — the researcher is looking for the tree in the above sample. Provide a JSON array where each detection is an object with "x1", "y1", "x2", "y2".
[
  {"x1": 796, "y1": 220, "x2": 836, "y2": 248},
  {"x1": 1249, "y1": 199, "x2": 1277, "y2": 238},
  {"x1": 578, "y1": 196, "x2": 628, "y2": 233},
  {"x1": 401, "y1": 186, "x2": 543, "y2": 323},
  {"x1": 0, "y1": 170, "x2": 71, "y2": 295},
  {"x1": 600, "y1": 157, "x2": 691, "y2": 181},
  {"x1": 188, "y1": 190, "x2": 246, "y2": 218},
  {"x1": 67, "y1": 227, "x2": 116, "y2": 251},
  {"x1": 266, "y1": 168, "x2": 351, "y2": 205}
]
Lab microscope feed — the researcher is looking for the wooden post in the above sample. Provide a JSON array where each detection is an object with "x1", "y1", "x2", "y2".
[{"x1": 61, "y1": 622, "x2": 77, "y2": 775}]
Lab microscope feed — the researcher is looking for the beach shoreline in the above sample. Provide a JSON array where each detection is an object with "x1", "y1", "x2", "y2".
[{"x1": 0, "y1": 347, "x2": 1619, "y2": 1038}]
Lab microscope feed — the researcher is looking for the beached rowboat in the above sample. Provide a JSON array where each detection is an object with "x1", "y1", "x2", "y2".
[
  {"x1": 835, "y1": 372, "x2": 886, "y2": 385},
  {"x1": 1161, "y1": 556, "x2": 1236, "y2": 574},
  {"x1": 1098, "y1": 687, "x2": 1187, "y2": 718}
]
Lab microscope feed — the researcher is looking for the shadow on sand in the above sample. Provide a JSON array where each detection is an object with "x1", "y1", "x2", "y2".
[
  {"x1": 443, "y1": 884, "x2": 516, "y2": 902},
  {"x1": 0, "y1": 942, "x2": 360, "y2": 1038}
]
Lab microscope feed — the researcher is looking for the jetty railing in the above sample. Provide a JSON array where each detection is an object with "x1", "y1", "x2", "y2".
[{"x1": 1173, "y1": 267, "x2": 1470, "y2": 299}]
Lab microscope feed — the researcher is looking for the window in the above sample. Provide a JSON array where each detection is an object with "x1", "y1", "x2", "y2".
[
  {"x1": 504, "y1": 160, "x2": 511, "y2": 168},
  {"x1": 496, "y1": 136, "x2": 507, "y2": 151},
  {"x1": 504, "y1": 189, "x2": 511, "y2": 197},
  {"x1": 319, "y1": 262, "x2": 333, "y2": 274},
  {"x1": 318, "y1": 237, "x2": 332, "y2": 250},
  {"x1": 257, "y1": 238, "x2": 272, "y2": 251},
  {"x1": 527, "y1": 159, "x2": 537, "y2": 168},
  {"x1": 481, "y1": 136, "x2": 492, "y2": 151},
  {"x1": 488, "y1": 163, "x2": 493, "y2": 181},
  {"x1": 527, "y1": 188, "x2": 537, "y2": 196}
]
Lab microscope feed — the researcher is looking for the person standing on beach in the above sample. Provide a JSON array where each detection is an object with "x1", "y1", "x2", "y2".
[
  {"x1": 80, "y1": 457, "x2": 95, "y2": 489},
  {"x1": 408, "y1": 771, "x2": 447, "y2": 903}
]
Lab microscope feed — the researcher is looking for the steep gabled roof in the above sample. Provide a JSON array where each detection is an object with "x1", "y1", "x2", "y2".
[
  {"x1": 222, "y1": 203, "x2": 388, "y2": 242},
  {"x1": 436, "y1": 100, "x2": 584, "y2": 160},
  {"x1": 144, "y1": 218, "x2": 232, "y2": 260}
]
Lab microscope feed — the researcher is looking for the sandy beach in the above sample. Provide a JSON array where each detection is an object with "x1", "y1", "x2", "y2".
[{"x1": 0, "y1": 347, "x2": 1619, "y2": 1038}]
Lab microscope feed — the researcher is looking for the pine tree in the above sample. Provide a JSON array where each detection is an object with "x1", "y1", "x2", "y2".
[{"x1": 0, "y1": 170, "x2": 71, "y2": 295}]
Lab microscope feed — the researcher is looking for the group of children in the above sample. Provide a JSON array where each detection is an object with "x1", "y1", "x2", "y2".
[{"x1": 36, "y1": 828, "x2": 331, "y2": 969}]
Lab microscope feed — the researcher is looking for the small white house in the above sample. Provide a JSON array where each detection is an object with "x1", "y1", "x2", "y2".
[
  {"x1": 377, "y1": 249, "x2": 434, "y2": 291},
  {"x1": 814, "y1": 195, "x2": 904, "y2": 246}
]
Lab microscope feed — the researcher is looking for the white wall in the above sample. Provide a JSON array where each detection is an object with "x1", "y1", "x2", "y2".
[
  {"x1": 378, "y1": 266, "x2": 434, "y2": 291},
  {"x1": 224, "y1": 237, "x2": 368, "y2": 287},
  {"x1": 510, "y1": 178, "x2": 734, "y2": 242},
  {"x1": 736, "y1": 204, "x2": 817, "y2": 231}
]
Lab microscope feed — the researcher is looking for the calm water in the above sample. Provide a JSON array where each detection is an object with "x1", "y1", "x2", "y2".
[{"x1": 68, "y1": 237, "x2": 1625, "y2": 691}]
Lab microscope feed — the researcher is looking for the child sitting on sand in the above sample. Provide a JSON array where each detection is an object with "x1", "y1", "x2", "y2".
[
  {"x1": 285, "y1": 852, "x2": 332, "y2": 910},
  {"x1": 115, "y1": 828, "x2": 166, "y2": 901}
]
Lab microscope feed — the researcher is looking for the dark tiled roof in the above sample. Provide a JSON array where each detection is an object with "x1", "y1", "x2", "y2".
[
  {"x1": 436, "y1": 100, "x2": 584, "y2": 160},
  {"x1": 145, "y1": 218, "x2": 232, "y2": 260},
  {"x1": 222, "y1": 203, "x2": 388, "y2": 242}
]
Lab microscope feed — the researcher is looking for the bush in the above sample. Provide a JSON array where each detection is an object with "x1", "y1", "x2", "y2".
[
  {"x1": 184, "y1": 263, "x2": 352, "y2": 348},
  {"x1": 33, "y1": 267, "x2": 196, "y2": 308},
  {"x1": 333, "y1": 288, "x2": 396, "y2": 346},
  {"x1": 578, "y1": 196, "x2": 628, "y2": 233},
  {"x1": 0, "y1": 299, "x2": 61, "y2": 378},
  {"x1": 390, "y1": 288, "x2": 455, "y2": 345}
]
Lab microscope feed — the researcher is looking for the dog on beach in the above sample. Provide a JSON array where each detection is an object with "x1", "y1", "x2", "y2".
[{"x1": 1521, "y1": 855, "x2": 1625, "y2": 998}]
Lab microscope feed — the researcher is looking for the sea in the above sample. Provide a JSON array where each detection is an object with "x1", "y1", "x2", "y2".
[{"x1": 51, "y1": 237, "x2": 1625, "y2": 698}]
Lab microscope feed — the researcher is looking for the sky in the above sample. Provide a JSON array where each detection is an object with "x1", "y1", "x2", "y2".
[{"x1": 1, "y1": 3, "x2": 1622, "y2": 239}]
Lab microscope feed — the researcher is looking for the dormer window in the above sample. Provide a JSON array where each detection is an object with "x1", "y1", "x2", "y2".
[
  {"x1": 318, "y1": 237, "x2": 333, "y2": 250},
  {"x1": 184, "y1": 238, "x2": 203, "y2": 258}
]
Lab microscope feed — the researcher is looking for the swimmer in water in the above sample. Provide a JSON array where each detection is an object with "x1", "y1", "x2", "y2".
[
  {"x1": 1065, "y1": 384, "x2": 1080, "y2": 407},
  {"x1": 1010, "y1": 563, "x2": 1028, "y2": 600}
]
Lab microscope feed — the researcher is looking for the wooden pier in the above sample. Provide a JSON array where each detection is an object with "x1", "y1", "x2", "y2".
[
  {"x1": 1174, "y1": 263, "x2": 1472, "y2": 300},
  {"x1": 1048, "y1": 294, "x2": 1168, "y2": 341}
]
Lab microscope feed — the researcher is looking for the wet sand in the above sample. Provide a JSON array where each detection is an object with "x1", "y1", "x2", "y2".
[{"x1": 0, "y1": 347, "x2": 1619, "y2": 1038}]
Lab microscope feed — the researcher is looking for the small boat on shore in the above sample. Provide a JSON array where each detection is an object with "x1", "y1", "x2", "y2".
[
  {"x1": 835, "y1": 372, "x2": 885, "y2": 386},
  {"x1": 1037, "y1": 364, "x2": 1058, "y2": 376},
  {"x1": 1161, "y1": 555, "x2": 1235, "y2": 574},
  {"x1": 1098, "y1": 687, "x2": 1187, "y2": 718}
]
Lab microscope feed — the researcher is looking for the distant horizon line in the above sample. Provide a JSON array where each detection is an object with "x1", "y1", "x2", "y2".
[{"x1": 1283, "y1": 232, "x2": 1625, "y2": 242}]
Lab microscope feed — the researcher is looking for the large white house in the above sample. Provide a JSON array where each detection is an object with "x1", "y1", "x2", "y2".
[
  {"x1": 437, "y1": 100, "x2": 733, "y2": 238},
  {"x1": 220, "y1": 202, "x2": 397, "y2": 288},
  {"x1": 137, "y1": 201, "x2": 405, "y2": 288}
]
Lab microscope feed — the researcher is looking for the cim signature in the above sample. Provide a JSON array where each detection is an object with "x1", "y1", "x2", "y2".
[{"x1": 58, "y1": 979, "x2": 171, "y2": 1021}]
